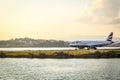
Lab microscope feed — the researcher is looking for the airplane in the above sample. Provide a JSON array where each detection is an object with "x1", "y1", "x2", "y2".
[{"x1": 69, "y1": 32, "x2": 114, "y2": 50}]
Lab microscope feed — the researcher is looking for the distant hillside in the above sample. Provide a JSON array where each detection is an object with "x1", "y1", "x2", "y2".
[
  {"x1": 0, "y1": 38, "x2": 69, "y2": 47},
  {"x1": 0, "y1": 38, "x2": 120, "y2": 47}
]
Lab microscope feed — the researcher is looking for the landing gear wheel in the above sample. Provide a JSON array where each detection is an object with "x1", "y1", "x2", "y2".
[
  {"x1": 87, "y1": 47, "x2": 90, "y2": 50},
  {"x1": 94, "y1": 47, "x2": 97, "y2": 50},
  {"x1": 75, "y1": 48, "x2": 77, "y2": 50}
]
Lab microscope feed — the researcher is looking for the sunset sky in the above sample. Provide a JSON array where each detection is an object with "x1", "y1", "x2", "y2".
[{"x1": 0, "y1": 0, "x2": 120, "y2": 41}]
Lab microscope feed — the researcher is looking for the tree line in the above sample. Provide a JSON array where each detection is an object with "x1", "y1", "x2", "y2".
[{"x1": 0, "y1": 38, "x2": 69, "y2": 47}]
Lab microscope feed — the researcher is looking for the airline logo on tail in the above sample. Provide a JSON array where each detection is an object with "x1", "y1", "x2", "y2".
[{"x1": 106, "y1": 32, "x2": 113, "y2": 41}]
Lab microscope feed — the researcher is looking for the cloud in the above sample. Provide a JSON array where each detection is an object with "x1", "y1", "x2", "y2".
[{"x1": 80, "y1": 0, "x2": 120, "y2": 24}]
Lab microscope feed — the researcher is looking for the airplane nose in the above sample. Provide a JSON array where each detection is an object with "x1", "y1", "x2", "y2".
[
  {"x1": 69, "y1": 43, "x2": 72, "y2": 45},
  {"x1": 69, "y1": 42, "x2": 73, "y2": 46}
]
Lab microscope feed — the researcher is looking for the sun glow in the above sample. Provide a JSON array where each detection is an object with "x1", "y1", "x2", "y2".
[{"x1": 0, "y1": 0, "x2": 120, "y2": 40}]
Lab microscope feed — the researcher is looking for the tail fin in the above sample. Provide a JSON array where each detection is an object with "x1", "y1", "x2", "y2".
[{"x1": 106, "y1": 32, "x2": 113, "y2": 41}]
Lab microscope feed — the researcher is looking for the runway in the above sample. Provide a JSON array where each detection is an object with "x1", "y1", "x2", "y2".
[{"x1": 0, "y1": 47, "x2": 120, "y2": 51}]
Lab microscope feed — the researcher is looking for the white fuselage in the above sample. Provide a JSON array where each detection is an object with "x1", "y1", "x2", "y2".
[
  {"x1": 69, "y1": 41, "x2": 112, "y2": 47},
  {"x1": 69, "y1": 32, "x2": 113, "y2": 49}
]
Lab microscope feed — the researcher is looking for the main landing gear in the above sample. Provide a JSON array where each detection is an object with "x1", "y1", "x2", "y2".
[
  {"x1": 87, "y1": 47, "x2": 97, "y2": 50},
  {"x1": 74, "y1": 47, "x2": 97, "y2": 50}
]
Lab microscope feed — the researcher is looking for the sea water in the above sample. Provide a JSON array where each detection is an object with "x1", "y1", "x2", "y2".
[{"x1": 0, "y1": 59, "x2": 120, "y2": 80}]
